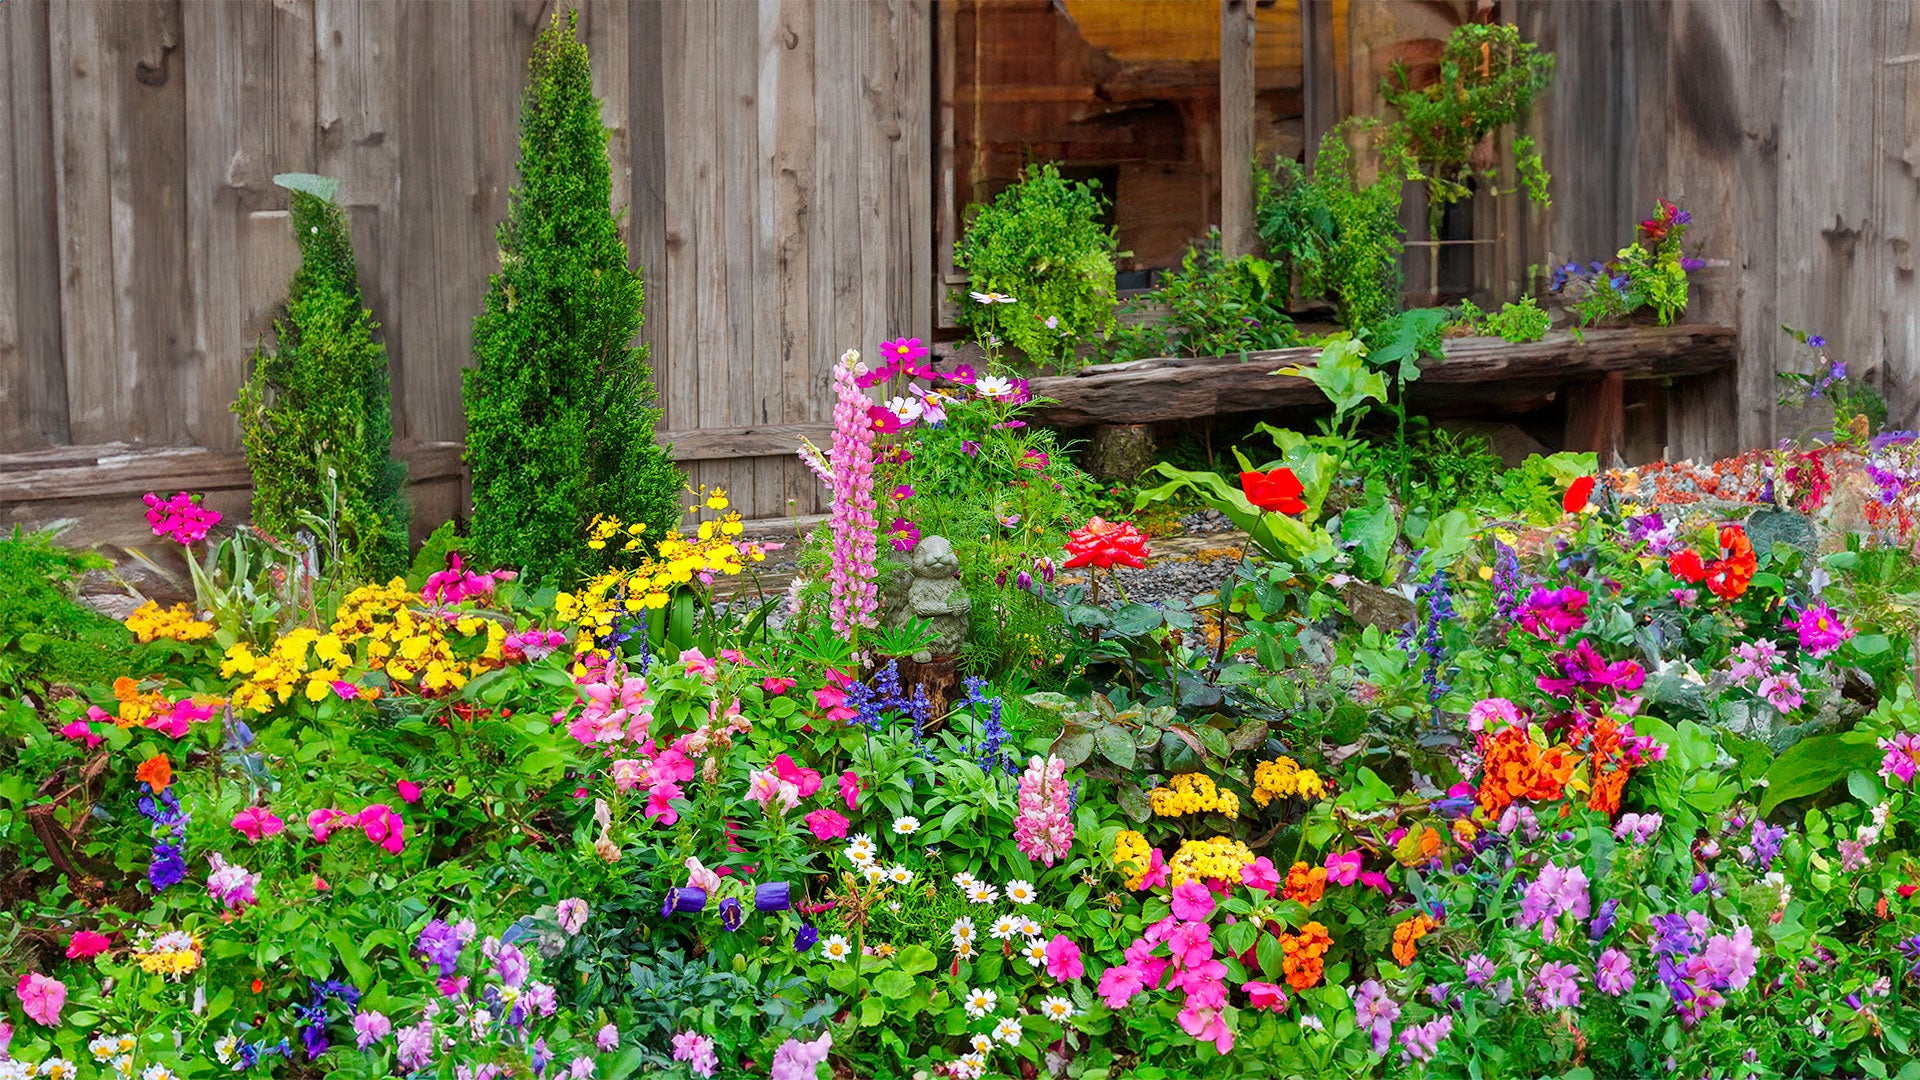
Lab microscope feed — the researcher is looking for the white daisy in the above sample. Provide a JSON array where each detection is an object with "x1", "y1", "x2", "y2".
[
  {"x1": 966, "y1": 882, "x2": 1000, "y2": 905},
  {"x1": 953, "y1": 938, "x2": 978, "y2": 959},
  {"x1": 1004, "y1": 879, "x2": 1036, "y2": 904},
  {"x1": 950, "y1": 916, "x2": 976, "y2": 943},
  {"x1": 1019, "y1": 917, "x2": 1042, "y2": 937},
  {"x1": 974, "y1": 375, "x2": 1015, "y2": 399},
  {"x1": 88, "y1": 1038, "x2": 120, "y2": 1063},
  {"x1": 892, "y1": 816, "x2": 920, "y2": 836},
  {"x1": 1041, "y1": 995, "x2": 1074, "y2": 1021},
  {"x1": 36, "y1": 1063, "x2": 77, "y2": 1080},
  {"x1": 993, "y1": 1016, "x2": 1024, "y2": 1045},
  {"x1": 1019, "y1": 937, "x2": 1049, "y2": 967},
  {"x1": 970, "y1": 1033, "x2": 994, "y2": 1054},
  {"x1": 952, "y1": 870, "x2": 980, "y2": 891},
  {"x1": 887, "y1": 864, "x2": 915, "y2": 886},
  {"x1": 872, "y1": 942, "x2": 896, "y2": 959},
  {"x1": 962, "y1": 986, "x2": 999, "y2": 1019},
  {"x1": 969, "y1": 290, "x2": 1017, "y2": 305},
  {"x1": 863, "y1": 865, "x2": 887, "y2": 884},
  {"x1": 821, "y1": 934, "x2": 852, "y2": 963},
  {"x1": 846, "y1": 834, "x2": 877, "y2": 865},
  {"x1": 989, "y1": 914, "x2": 1021, "y2": 941}
]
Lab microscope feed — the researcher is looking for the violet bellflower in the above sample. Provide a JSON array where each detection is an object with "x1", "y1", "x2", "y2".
[{"x1": 756, "y1": 881, "x2": 793, "y2": 912}]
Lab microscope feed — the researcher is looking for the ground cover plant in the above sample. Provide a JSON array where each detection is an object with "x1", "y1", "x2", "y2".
[{"x1": 9, "y1": 313, "x2": 1920, "y2": 1080}]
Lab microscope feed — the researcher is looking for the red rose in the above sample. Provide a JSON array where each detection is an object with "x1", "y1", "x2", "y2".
[{"x1": 1062, "y1": 517, "x2": 1151, "y2": 570}]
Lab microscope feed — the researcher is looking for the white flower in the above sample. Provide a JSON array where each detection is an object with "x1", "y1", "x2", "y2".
[
  {"x1": 1019, "y1": 937, "x2": 1049, "y2": 967},
  {"x1": 892, "y1": 816, "x2": 921, "y2": 836},
  {"x1": 1043, "y1": 314, "x2": 1059, "y2": 329},
  {"x1": 966, "y1": 882, "x2": 999, "y2": 905},
  {"x1": 37, "y1": 1063, "x2": 77, "y2": 1080},
  {"x1": 951, "y1": 1054, "x2": 986, "y2": 1080},
  {"x1": 863, "y1": 865, "x2": 888, "y2": 884},
  {"x1": 1004, "y1": 879, "x2": 1036, "y2": 904},
  {"x1": 953, "y1": 938, "x2": 978, "y2": 959},
  {"x1": 139, "y1": 1068, "x2": 177, "y2": 1080},
  {"x1": 952, "y1": 870, "x2": 980, "y2": 890},
  {"x1": 1040, "y1": 995, "x2": 1074, "y2": 1021},
  {"x1": 969, "y1": 1034, "x2": 994, "y2": 1054},
  {"x1": 0, "y1": 1064, "x2": 33, "y2": 1080},
  {"x1": 884, "y1": 396, "x2": 924, "y2": 426},
  {"x1": 846, "y1": 834, "x2": 877, "y2": 865},
  {"x1": 821, "y1": 934, "x2": 852, "y2": 963},
  {"x1": 1019, "y1": 917, "x2": 1042, "y2": 937},
  {"x1": 950, "y1": 916, "x2": 976, "y2": 943},
  {"x1": 993, "y1": 1017, "x2": 1024, "y2": 1045},
  {"x1": 969, "y1": 290, "x2": 1017, "y2": 305},
  {"x1": 989, "y1": 914, "x2": 1021, "y2": 941},
  {"x1": 962, "y1": 987, "x2": 999, "y2": 1019},
  {"x1": 89, "y1": 1037, "x2": 121, "y2": 1063},
  {"x1": 974, "y1": 375, "x2": 1015, "y2": 399},
  {"x1": 887, "y1": 864, "x2": 915, "y2": 886}
]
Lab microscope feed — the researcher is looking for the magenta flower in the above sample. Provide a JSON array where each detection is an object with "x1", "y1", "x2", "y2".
[
  {"x1": 66, "y1": 931, "x2": 109, "y2": 960},
  {"x1": 143, "y1": 491, "x2": 222, "y2": 545},
  {"x1": 308, "y1": 807, "x2": 350, "y2": 843},
  {"x1": 207, "y1": 853, "x2": 260, "y2": 910},
  {"x1": 1517, "y1": 586, "x2": 1590, "y2": 639},
  {"x1": 1170, "y1": 881, "x2": 1216, "y2": 922},
  {"x1": 595, "y1": 1023, "x2": 619, "y2": 1052},
  {"x1": 1596, "y1": 948, "x2": 1636, "y2": 996},
  {"x1": 396, "y1": 779, "x2": 423, "y2": 804},
  {"x1": 1536, "y1": 639, "x2": 1645, "y2": 698},
  {"x1": 1882, "y1": 733, "x2": 1920, "y2": 785},
  {"x1": 1098, "y1": 963, "x2": 1147, "y2": 1008},
  {"x1": 762, "y1": 676, "x2": 796, "y2": 695},
  {"x1": 672, "y1": 1030, "x2": 718, "y2": 1077},
  {"x1": 1534, "y1": 961, "x2": 1582, "y2": 1009},
  {"x1": 1239, "y1": 856, "x2": 1280, "y2": 896},
  {"x1": 1044, "y1": 934, "x2": 1085, "y2": 980},
  {"x1": 1324, "y1": 850, "x2": 1363, "y2": 886},
  {"x1": 59, "y1": 718, "x2": 102, "y2": 749},
  {"x1": 355, "y1": 804, "x2": 406, "y2": 855},
  {"x1": 828, "y1": 353, "x2": 881, "y2": 636},
  {"x1": 888, "y1": 517, "x2": 922, "y2": 552},
  {"x1": 1785, "y1": 600, "x2": 1854, "y2": 656},
  {"x1": 1012, "y1": 754, "x2": 1074, "y2": 866},
  {"x1": 1243, "y1": 980, "x2": 1289, "y2": 1012},
  {"x1": 1758, "y1": 672, "x2": 1804, "y2": 712},
  {"x1": 15, "y1": 972, "x2": 65, "y2": 1026},
  {"x1": 231, "y1": 806, "x2": 286, "y2": 842},
  {"x1": 804, "y1": 808, "x2": 850, "y2": 841},
  {"x1": 839, "y1": 770, "x2": 861, "y2": 810}
]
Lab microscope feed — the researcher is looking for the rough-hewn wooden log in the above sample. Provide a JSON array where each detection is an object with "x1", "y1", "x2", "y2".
[
  {"x1": 1023, "y1": 325, "x2": 1738, "y2": 426},
  {"x1": 0, "y1": 440, "x2": 466, "y2": 503}
]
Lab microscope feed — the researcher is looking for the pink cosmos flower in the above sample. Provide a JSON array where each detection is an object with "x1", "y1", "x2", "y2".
[
  {"x1": 396, "y1": 779, "x2": 422, "y2": 804},
  {"x1": 15, "y1": 972, "x2": 65, "y2": 1027},
  {"x1": 66, "y1": 931, "x2": 110, "y2": 960},
  {"x1": 762, "y1": 676, "x2": 796, "y2": 695},
  {"x1": 804, "y1": 808, "x2": 850, "y2": 841},
  {"x1": 1239, "y1": 856, "x2": 1280, "y2": 896},
  {"x1": 231, "y1": 806, "x2": 285, "y2": 842},
  {"x1": 839, "y1": 770, "x2": 861, "y2": 810},
  {"x1": 1244, "y1": 981, "x2": 1289, "y2": 1011},
  {"x1": 1044, "y1": 935, "x2": 1084, "y2": 980},
  {"x1": 58, "y1": 719, "x2": 102, "y2": 749},
  {"x1": 1324, "y1": 850, "x2": 1363, "y2": 886},
  {"x1": 1170, "y1": 881, "x2": 1216, "y2": 922}
]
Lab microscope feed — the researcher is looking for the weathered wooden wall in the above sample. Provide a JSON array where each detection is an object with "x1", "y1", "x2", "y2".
[
  {"x1": 0, "y1": 0, "x2": 930, "y2": 546},
  {"x1": 1516, "y1": 0, "x2": 1920, "y2": 459}
]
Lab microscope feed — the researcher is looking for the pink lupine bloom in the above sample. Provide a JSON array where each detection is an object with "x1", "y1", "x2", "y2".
[
  {"x1": 1012, "y1": 754, "x2": 1074, "y2": 866},
  {"x1": 826, "y1": 351, "x2": 880, "y2": 636}
]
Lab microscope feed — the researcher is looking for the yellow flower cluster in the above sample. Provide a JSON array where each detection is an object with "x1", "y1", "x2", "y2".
[
  {"x1": 1148, "y1": 773, "x2": 1240, "y2": 819},
  {"x1": 587, "y1": 513, "x2": 649, "y2": 553},
  {"x1": 125, "y1": 600, "x2": 214, "y2": 643},
  {"x1": 222, "y1": 579, "x2": 504, "y2": 712},
  {"x1": 1169, "y1": 836, "x2": 1256, "y2": 886},
  {"x1": 1253, "y1": 756, "x2": 1326, "y2": 807},
  {"x1": 1112, "y1": 829, "x2": 1154, "y2": 889},
  {"x1": 133, "y1": 931, "x2": 201, "y2": 979},
  {"x1": 558, "y1": 490, "x2": 766, "y2": 648}
]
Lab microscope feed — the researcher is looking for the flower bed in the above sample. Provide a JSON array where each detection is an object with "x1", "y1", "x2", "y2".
[{"x1": 5, "y1": 342, "x2": 1920, "y2": 1080}]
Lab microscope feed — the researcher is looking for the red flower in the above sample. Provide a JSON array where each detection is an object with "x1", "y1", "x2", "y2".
[
  {"x1": 1666, "y1": 526, "x2": 1756, "y2": 600},
  {"x1": 1240, "y1": 468, "x2": 1306, "y2": 515},
  {"x1": 66, "y1": 931, "x2": 110, "y2": 960},
  {"x1": 1563, "y1": 476, "x2": 1595, "y2": 514},
  {"x1": 1062, "y1": 517, "x2": 1151, "y2": 570}
]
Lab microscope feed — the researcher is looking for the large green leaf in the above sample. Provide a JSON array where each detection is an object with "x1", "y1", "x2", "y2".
[
  {"x1": 1759, "y1": 731, "x2": 1884, "y2": 815},
  {"x1": 1134, "y1": 463, "x2": 1325, "y2": 562},
  {"x1": 1275, "y1": 335, "x2": 1387, "y2": 423}
]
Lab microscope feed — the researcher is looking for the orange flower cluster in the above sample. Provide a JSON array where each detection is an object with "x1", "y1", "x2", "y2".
[
  {"x1": 1668, "y1": 525, "x2": 1757, "y2": 600},
  {"x1": 1277, "y1": 922, "x2": 1333, "y2": 990},
  {"x1": 1281, "y1": 861, "x2": 1327, "y2": 905},
  {"x1": 136, "y1": 754, "x2": 172, "y2": 793},
  {"x1": 1582, "y1": 716, "x2": 1637, "y2": 815},
  {"x1": 1476, "y1": 725, "x2": 1577, "y2": 815},
  {"x1": 1392, "y1": 913, "x2": 1437, "y2": 966}
]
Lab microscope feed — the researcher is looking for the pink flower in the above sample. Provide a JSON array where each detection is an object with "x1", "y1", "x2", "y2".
[
  {"x1": 762, "y1": 676, "x2": 796, "y2": 695},
  {"x1": 839, "y1": 770, "x2": 861, "y2": 810},
  {"x1": 58, "y1": 719, "x2": 101, "y2": 749},
  {"x1": 1137, "y1": 847, "x2": 1169, "y2": 890},
  {"x1": 1324, "y1": 851, "x2": 1363, "y2": 886},
  {"x1": 828, "y1": 353, "x2": 881, "y2": 635},
  {"x1": 1239, "y1": 856, "x2": 1280, "y2": 896},
  {"x1": 1244, "y1": 981, "x2": 1289, "y2": 1011},
  {"x1": 672, "y1": 1029, "x2": 718, "y2": 1077},
  {"x1": 1012, "y1": 754, "x2": 1074, "y2": 866},
  {"x1": 146, "y1": 698, "x2": 213, "y2": 739},
  {"x1": 65, "y1": 931, "x2": 110, "y2": 960},
  {"x1": 15, "y1": 972, "x2": 65, "y2": 1027},
  {"x1": 332, "y1": 680, "x2": 361, "y2": 701},
  {"x1": 356, "y1": 804, "x2": 406, "y2": 855},
  {"x1": 681, "y1": 649, "x2": 719, "y2": 681},
  {"x1": 1170, "y1": 882, "x2": 1216, "y2": 922},
  {"x1": 1044, "y1": 935, "x2": 1084, "y2": 981},
  {"x1": 683, "y1": 858, "x2": 723, "y2": 894},
  {"x1": 772, "y1": 754, "x2": 823, "y2": 799},
  {"x1": 396, "y1": 779, "x2": 423, "y2": 804},
  {"x1": 1097, "y1": 963, "x2": 1146, "y2": 1009},
  {"x1": 308, "y1": 808, "x2": 350, "y2": 843},
  {"x1": 1785, "y1": 600, "x2": 1854, "y2": 656},
  {"x1": 143, "y1": 491, "x2": 221, "y2": 545},
  {"x1": 1165, "y1": 921, "x2": 1213, "y2": 968},
  {"x1": 804, "y1": 808, "x2": 850, "y2": 841},
  {"x1": 1884, "y1": 733, "x2": 1920, "y2": 786},
  {"x1": 231, "y1": 806, "x2": 285, "y2": 842},
  {"x1": 1467, "y1": 697, "x2": 1522, "y2": 733},
  {"x1": 1177, "y1": 1003, "x2": 1234, "y2": 1054},
  {"x1": 746, "y1": 769, "x2": 800, "y2": 815}
]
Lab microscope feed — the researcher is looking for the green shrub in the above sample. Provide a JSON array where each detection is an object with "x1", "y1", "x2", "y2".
[
  {"x1": 953, "y1": 163, "x2": 1117, "y2": 369},
  {"x1": 1104, "y1": 231, "x2": 1299, "y2": 362},
  {"x1": 1257, "y1": 124, "x2": 1413, "y2": 331},
  {"x1": 0, "y1": 530, "x2": 158, "y2": 696},
  {"x1": 1449, "y1": 295, "x2": 1550, "y2": 342},
  {"x1": 233, "y1": 179, "x2": 408, "y2": 579},
  {"x1": 464, "y1": 11, "x2": 684, "y2": 588}
]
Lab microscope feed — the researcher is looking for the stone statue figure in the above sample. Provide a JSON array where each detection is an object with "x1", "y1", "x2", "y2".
[{"x1": 888, "y1": 534, "x2": 970, "y2": 659}]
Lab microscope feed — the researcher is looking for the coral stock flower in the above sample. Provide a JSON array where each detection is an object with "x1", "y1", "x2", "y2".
[
  {"x1": 1563, "y1": 476, "x2": 1595, "y2": 514},
  {"x1": 1240, "y1": 467, "x2": 1306, "y2": 515},
  {"x1": 1062, "y1": 517, "x2": 1150, "y2": 570},
  {"x1": 136, "y1": 754, "x2": 173, "y2": 793}
]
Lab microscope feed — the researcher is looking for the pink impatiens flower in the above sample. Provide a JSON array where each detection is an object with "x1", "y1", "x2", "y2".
[
  {"x1": 58, "y1": 719, "x2": 102, "y2": 749},
  {"x1": 804, "y1": 808, "x2": 850, "y2": 841},
  {"x1": 1044, "y1": 935, "x2": 1084, "y2": 981},
  {"x1": 1170, "y1": 881, "x2": 1216, "y2": 922},
  {"x1": 396, "y1": 779, "x2": 423, "y2": 804},
  {"x1": 1324, "y1": 850, "x2": 1363, "y2": 886},
  {"x1": 143, "y1": 491, "x2": 222, "y2": 545},
  {"x1": 15, "y1": 972, "x2": 65, "y2": 1027},
  {"x1": 65, "y1": 931, "x2": 110, "y2": 960},
  {"x1": 762, "y1": 676, "x2": 796, "y2": 695},
  {"x1": 231, "y1": 806, "x2": 286, "y2": 842},
  {"x1": 839, "y1": 770, "x2": 861, "y2": 810},
  {"x1": 1243, "y1": 981, "x2": 1289, "y2": 1011},
  {"x1": 1239, "y1": 856, "x2": 1280, "y2": 896},
  {"x1": 308, "y1": 808, "x2": 350, "y2": 843}
]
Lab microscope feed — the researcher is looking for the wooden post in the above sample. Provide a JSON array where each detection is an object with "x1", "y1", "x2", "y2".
[
  {"x1": 1219, "y1": 0, "x2": 1256, "y2": 257},
  {"x1": 1564, "y1": 372, "x2": 1626, "y2": 464},
  {"x1": 1299, "y1": 0, "x2": 1339, "y2": 169}
]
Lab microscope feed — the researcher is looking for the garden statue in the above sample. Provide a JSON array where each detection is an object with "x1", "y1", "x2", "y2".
[{"x1": 888, "y1": 534, "x2": 970, "y2": 660}]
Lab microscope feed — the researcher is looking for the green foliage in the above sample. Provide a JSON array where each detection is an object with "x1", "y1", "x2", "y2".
[
  {"x1": 1103, "y1": 232, "x2": 1298, "y2": 362},
  {"x1": 1383, "y1": 23, "x2": 1554, "y2": 232},
  {"x1": 233, "y1": 185, "x2": 407, "y2": 579},
  {"x1": 464, "y1": 11, "x2": 684, "y2": 588},
  {"x1": 953, "y1": 163, "x2": 1117, "y2": 369},
  {"x1": 0, "y1": 530, "x2": 159, "y2": 695},
  {"x1": 1256, "y1": 124, "x2": 1413, "y2": 330},
  {"x1": 1449, "y1": 295, "x2": 1550, "y2": 342},
  {"x1": 405, "y1": 521, "x2": 467, "y2": 590},
  {"x1": 1555, "y1": 201, "x2": 1692, "y2": 328}
]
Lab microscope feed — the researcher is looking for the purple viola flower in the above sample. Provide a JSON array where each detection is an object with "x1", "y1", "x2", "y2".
[
  {"x1": 662, "y1": 886, "x2": 707, "y2": 917},
  {"x1": 149, "y1": 842, "x2": 188, "y2": 890},
  {"x1": 719, "y1": 896, "x2": 744, "y2": 931},
  {"x1": 756, "y1": 881, "x2": 793, "y2": 912},
  {"x1": 1807, "y1": 335, "x2": 1826, "y2": 348},
  {"x1": 415, "y1": 919, "x2": 470, "y2": 977}
]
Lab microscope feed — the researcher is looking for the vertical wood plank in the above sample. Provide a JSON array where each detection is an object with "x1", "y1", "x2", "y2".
[
  {"x1": 1877, "y1": 0, "x2": 1920, "y2": 428},
  {"x1": 0, "y1": 0, "x2": 70, "y2": 450},
  {"x1": 630, "y1": 0, "x2": 669, "y2": 399},
  {"x1": 1220, "y1": 0, "x2": 1257, "y2": 257},
  {"x1": 770, "y1": 0, "x2": 819, "y2": 516},
  {"x1": 49, "y1": 0, "x2": 125, "y2": 445}
]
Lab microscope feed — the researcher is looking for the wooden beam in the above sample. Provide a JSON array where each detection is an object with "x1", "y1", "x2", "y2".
[
  {"x1": 1025, "y1": 324, "x2": 1739, "y2": 427},
  {"x1": 655, "y1": 422, "x2": 832, "y2": 462},
  {"x1": 0, "y1": 441, "x2": 465, "y2": 504},
  {"x1": 1564, "y1": 372, "x2": 1627, "y2": 463},
  {"x1": 1219, "y1": 0, "x2": 1257, "y2": 257}
]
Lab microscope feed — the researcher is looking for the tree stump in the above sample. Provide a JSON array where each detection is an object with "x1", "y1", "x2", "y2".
[
  {"x1": 1083, "y1": 424, "x2": 1157, "y2": 480},
  {"x1": 890, "y1": 653, "x2": 961, "y2": 721}
]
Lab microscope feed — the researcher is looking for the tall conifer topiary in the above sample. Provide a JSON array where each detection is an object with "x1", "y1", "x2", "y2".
[
  {"x1": 234, "y1": 175, "x2": 409, "y2": 578},
  {"x1": 464, "y1": 11, "x2": 682, "y2": 587}
]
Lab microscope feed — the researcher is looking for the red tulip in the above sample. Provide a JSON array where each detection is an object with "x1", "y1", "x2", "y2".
[
  {"x1": 1240, "y1": 468, "x2": 1306, "y2": 515},
  {"x1": 1563, "y1": 476, "x2": 1595, "y2": 514}
]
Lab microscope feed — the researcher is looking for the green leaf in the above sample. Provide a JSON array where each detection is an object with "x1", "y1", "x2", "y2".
[
  {"x1": 872, "y1": 969, "x2": 915, "y2": 1000},
  {"x1": 1759, "y1": 733, "x2": 1884, "y2": 814},
  {"x1": 1095, "y1": 724, "x2": 1137, "y2": 770},
  {"x1": 1276, "y1": 335, "x2": 1387, "y2": 422},
  {"x1": 896, "y1": 944, "x2": 938, "y2": 976}
]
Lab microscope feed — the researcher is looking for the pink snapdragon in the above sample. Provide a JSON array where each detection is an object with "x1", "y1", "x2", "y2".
[
  {"x1": 143, "y1": 491, "x2": 222, "y2": 544},
  {"x1": 1012, "y1": 754, "x2": 1074, "y2": 866},
  {"x1": 826, "y1": 351, "x2": 880, "y2": 637}
]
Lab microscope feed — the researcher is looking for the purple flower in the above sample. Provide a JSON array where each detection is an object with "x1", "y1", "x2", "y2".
[
  {"x1": 1595, "y1": 949, "x2": 1635, "y2": 996},
  {"x1": 1397, "y1": 1015, "x2": 1453, "y2": 1062},
  {"x1": 1589, "y1": 898, "x2": 1620, "y2": 942},
  {"x1": 1680, "y1": 256, "x2": 1707, "y2": 272},
  {"x1": 1518, "y1": 862, "x2": 1590, "y2": 943},
  {"x1": 555, "y1": 898, "x2": 589, "y2": 935},
  {"x1": 770, "y1": 1031, "x2": 833, "y2": 1080},
  {"x1": 494, "y1": 944, "x2": 528, "y2": 988},
  {"x1": 353, "y1": 1010, "x2": 391, "y2": 1050},
  {"x1": 1534, "y1": 961, "x2": 1582, "y2": 1009},
  {"x1": 756, "y1": 881, "x2": 793, "y2": 912},
  {"x1": 1352, "y1": 979, "x2": 1400, "y2": 1055},
  {"x1": 1881, "y1": 733, "x2": 1920, "y2": 785},
  {"x1": 596, "y1": 1023, "x2": 619, "y2": 1052},
  {"x1": 1464, "y1": 953, "x2": 1495, "y2": 986},
  {"x1": 662, "y1": 886, "x2": 707, "y2": 917},
  {"x1": 1807, "y1": 335, "x2": 1827, "y2": 348},
  {"x1": 719, "y1": 897, "x2": 744, "y2": 932},
  {"x1": 1747, "y1": 819, "x2": 1786, "y2": 871},
  {"x1": 794, "y1": 923, "x2": 819, "y2": 953},
  {"x1": 1784, "y1": 600, "x2": 1854, "y2": 657},
  {"x1": 396, "y1": 1022, "x2": 436, "y2": 1072},
  {"x1": 1612, "y1": 812, "x2": 1662, "y2": 844},
  {"x1": 1517, "y1": 586, "x2": 1589, "y2": 639},
  {"x1": 149, "y1": 842, "x2": 188, "y2": 890},
  {"x1": 1536, "y1": 640, "x2": 1645, "y2": 699},
  {"x1": 1759, "y1": 672, "x2": 1804, "y2": 713},
  {"x1": 415, "y1": 919, "x2": 471, "y2": 978}
]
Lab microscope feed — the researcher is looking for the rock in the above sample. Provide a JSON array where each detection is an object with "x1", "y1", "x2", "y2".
[{"x1": 1438, "y1": 420, "x2": 1553, "y2": 468}]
